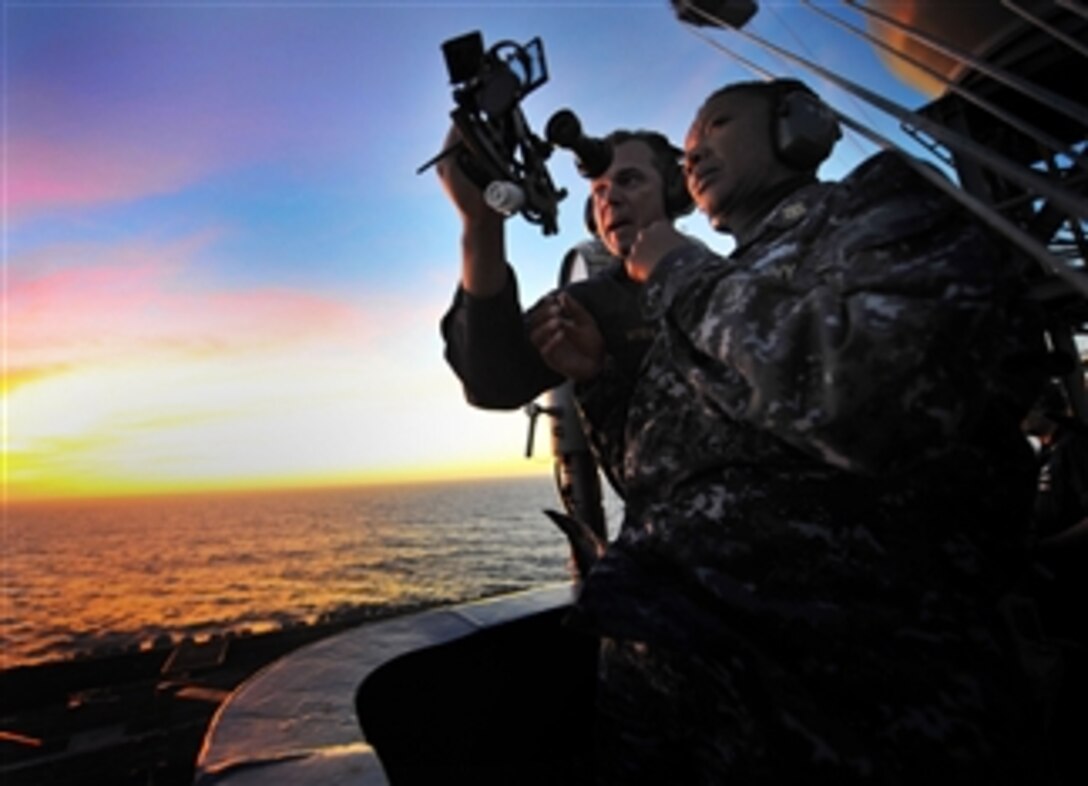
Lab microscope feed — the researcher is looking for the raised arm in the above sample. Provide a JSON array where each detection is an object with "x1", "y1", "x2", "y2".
[
  {"x1": 436, "y1": 125, "x2": 563, "y2": 409},
  {"x1": 434, "y1": 125, "x2": 508, "y2": 297}
]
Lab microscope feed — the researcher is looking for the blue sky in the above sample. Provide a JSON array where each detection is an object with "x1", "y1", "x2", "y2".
[{"x1": 4, "y1": 0, "x2": 932, "y2": 500}]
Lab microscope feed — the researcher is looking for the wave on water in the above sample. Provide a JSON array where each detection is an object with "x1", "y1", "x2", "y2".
[{"x1": 2, "y1": 476, "x2": 603, "y2": 670}]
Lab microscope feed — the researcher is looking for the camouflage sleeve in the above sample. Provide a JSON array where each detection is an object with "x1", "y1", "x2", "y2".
[
  {"x1": 575, "y1": 355, "x2": 635, "y2": 497},
  {"x1": 654, "y1": 176, "x2": 1022, "y2": 475}
]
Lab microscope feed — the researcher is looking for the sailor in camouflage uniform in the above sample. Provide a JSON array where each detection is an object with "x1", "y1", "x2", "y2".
[{"x1": 559, "y1": 81, "x2": 1050, "y2": 784}]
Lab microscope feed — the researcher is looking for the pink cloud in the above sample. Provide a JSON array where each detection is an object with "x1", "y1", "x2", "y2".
[
  {"x1": 6, "y1": 136, "x2": 206, "y2": 217},
  {"x1": 3, "y1": 72, "x2": 288, "y2": 219},
  {"x1": 5, "y1": 75, "x2": 231, "y2": 216},
  {"x1": 6, "y1": 236, "x2": 375, "y2": 382}
]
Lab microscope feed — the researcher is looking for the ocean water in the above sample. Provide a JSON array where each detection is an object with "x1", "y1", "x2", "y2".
[{"x1": 0, "y1": 476, "x2": 597, "y2": 670}]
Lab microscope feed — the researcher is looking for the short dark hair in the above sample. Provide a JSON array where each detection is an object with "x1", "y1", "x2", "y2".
[
  {"x1": 702, "y1": 77, "x2": 820, "y2": 110},
  {"x1": 604, "y1": 130, "x2": 682, "y2": 182}
]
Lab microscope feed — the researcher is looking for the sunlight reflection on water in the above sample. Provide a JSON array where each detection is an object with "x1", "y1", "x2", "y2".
[{"x1": 1, "y1": 476, "x2": 604, "y2": 669}]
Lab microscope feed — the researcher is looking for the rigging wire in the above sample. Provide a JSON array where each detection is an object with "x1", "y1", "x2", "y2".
[
  {"x1": 843, "y1": 0, "x2": 1088, "y2": 128},
  {"x1": 1001, "y1": 0, "x2": 1088, "y2": 59},
  {"x1": 680, "y1": 3, "x2": 1088, "y2": 222},
  {"x1": 1056, "y1": 0, "x2": 1088, "y2": 23},
  {"x1": 681, "y1": 22, "x2": 1088, "y2": 298},
  {"x1": 762, "y1": 1, "x2": 872, "y2": 159},
  {"x1": 802, "y1": 0, "x2": 1087, "y2": 173}
]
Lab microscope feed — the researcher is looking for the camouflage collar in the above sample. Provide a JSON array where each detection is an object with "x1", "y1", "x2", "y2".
[{"x1": 733, "y1": 181, "x2": 829, "y2": 257}]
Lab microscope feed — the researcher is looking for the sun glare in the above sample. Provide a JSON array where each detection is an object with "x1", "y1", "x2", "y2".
[{"x1": 5, "y1": 347, "x2": 550, "y2": 504}]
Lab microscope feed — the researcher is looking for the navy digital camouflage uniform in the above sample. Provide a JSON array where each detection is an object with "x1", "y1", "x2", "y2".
[{"x1": 572, "y1": 152, "x2": 1050, "y2": 784}]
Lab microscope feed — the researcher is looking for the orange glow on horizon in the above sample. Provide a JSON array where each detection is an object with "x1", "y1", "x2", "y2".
[
  {"x1": 4, "y1": 457, "x2": 553, "y2": 506},
  {"x1": 4, "y1": 256, "x2": 553, "y2": 507}
]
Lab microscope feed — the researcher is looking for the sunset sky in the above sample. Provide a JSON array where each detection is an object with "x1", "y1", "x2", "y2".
[{"x1": 4, "y1": 1, "x2": 930, "y2": 502}]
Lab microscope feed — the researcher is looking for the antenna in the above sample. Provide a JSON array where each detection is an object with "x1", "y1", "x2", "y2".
[{"x1": 1000, "y1": 0, "x2": 1088, "y2": 59}]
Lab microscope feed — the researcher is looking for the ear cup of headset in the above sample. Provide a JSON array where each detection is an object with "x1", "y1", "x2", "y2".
[
  {"x1": 775, "y1": 91, "x2": 841, "y2": 171},
  {"x1": 663, "y1": 163, "x2": 694, "y2": 218},
  {"x1": 584, "y1": 195, "x2": 598, "y2": 236}
]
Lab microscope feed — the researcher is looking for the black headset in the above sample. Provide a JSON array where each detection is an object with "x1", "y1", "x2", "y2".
[
  {"x1": 772, "y1": 84, "x2": 842, "y2": 171},
  {"x1": 662, "y1": 156, "x2": 695, "y2": 217}
]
